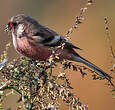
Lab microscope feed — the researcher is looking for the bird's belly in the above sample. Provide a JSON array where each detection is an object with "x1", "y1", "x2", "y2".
[{"x1": 15, "y1": 37, "x2": 52, "y2": 61}]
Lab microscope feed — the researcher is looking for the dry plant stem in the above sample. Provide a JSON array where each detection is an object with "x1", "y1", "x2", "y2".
[
  {"x1": 104, "y1": 17, "x2": 115, "y2": 60},
  {"x1": 0, "y1": 42, "x2": 11, "y2": 62},
  {"x1": 103, "y1": 17, "x2": 115, "y2": 88},
  {"x1": 65, "y1": 0, "x2": 93, "y2": 39}
]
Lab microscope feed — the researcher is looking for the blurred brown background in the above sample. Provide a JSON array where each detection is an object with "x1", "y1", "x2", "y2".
[{"x1": 1, "y1": 0, "x2": 115, "y2": 110}]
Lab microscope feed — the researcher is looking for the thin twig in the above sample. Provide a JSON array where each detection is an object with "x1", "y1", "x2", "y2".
[{"x1": 104, "y1": 17, "x2": 115, "y2": 60}]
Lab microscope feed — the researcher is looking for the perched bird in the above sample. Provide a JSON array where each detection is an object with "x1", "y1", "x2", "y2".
[{"x1": 5, "y1": 14, "x2": 112, "y2": 79}]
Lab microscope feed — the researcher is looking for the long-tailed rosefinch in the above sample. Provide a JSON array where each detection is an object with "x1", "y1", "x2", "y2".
[{"x1": 5, "y1": 14, "x2": 112, "y2": 79}]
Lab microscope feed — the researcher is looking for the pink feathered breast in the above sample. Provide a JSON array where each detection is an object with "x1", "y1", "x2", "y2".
[{"x1": 14, "y1": 37, "x2": 74, "y2": 61}]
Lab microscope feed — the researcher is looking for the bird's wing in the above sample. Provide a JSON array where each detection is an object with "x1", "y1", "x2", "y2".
[
  {"x1": 28, "y1": 25, "x2": 81, "y2": 50},
  {"x1": 64, "y1": 40, "x2": 82, "y2": 50}
]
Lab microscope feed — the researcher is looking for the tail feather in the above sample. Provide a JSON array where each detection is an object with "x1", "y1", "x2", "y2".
[{"x1": 73, "y1": 55, "x2": 112, "y2": 79}]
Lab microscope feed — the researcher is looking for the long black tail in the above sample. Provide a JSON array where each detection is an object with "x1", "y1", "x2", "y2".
[{"x1": 73, "y1": 54, "x2": 112, "y2": 80}]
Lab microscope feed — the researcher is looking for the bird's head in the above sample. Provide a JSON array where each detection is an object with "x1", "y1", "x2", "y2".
[
  {"x1": 5, "y1": 14, "x2": 28, "y2": 32},
  {"x1": 5, "y1": 14, "x2": 39, "y2": 33}
]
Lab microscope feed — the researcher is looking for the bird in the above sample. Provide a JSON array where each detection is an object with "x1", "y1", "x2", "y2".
[{"x1": 5, "y1": 14, "x2": 112, "y2": 79}]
